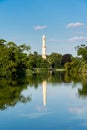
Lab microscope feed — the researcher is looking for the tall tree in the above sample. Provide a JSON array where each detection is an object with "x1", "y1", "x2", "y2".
[
  {"x1": 48, "y1": 53, "x2": 62, "y2": 68},
  {"x1": 61, "y1": 54, "x2": 72, "y2": 66},
  {"x1": 76, "y1": 44, "x2": 87, "y2": 61}
]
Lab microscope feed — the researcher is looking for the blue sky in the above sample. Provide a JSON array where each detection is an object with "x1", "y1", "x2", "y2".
[{"x1": 0, "y1": 0, "x2": 87, "y2": 56}]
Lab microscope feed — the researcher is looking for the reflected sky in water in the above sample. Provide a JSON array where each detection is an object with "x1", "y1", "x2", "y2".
[{"x1": 0, "y1": 73, "x2": 87, "y2": 130}]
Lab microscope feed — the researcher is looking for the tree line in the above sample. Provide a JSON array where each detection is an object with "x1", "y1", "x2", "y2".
[
  {"x1": 65, "y1": 44, "x2": 87, "y2": 78},
  {"x1": 0, "y1": 39, "x2": 87, "y2": 77}
]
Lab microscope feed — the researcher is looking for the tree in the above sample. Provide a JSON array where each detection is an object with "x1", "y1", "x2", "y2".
[
  {"x1": 76, "y1": 44, "x2": 87, "y2": 61},
  {"x1": 0, "y1": 39, "x2": 6, "y2": 45},
  {"x1": 27, "y1": 54, "x2": 37, "y2": 70},
  {"x1": 47, "y1": 53, "x2": 62, "y2": 68},
  {"x1": 0, "y1": 40, "x2": 31, "y2": 77},
  {"x1": 61, "y1": 54, "x2": 72, "y2": 66},
  {"x1": 18, "y1": 44, "x2": 31, "y2": 53}
]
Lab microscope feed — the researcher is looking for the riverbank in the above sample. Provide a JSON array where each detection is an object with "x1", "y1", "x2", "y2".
[{"x1": 26, "y1": 68, "x2": 66, "y2": 76}]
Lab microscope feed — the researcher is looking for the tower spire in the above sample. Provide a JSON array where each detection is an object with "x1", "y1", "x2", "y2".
[{"x1": 42, "y1": 35, "x2": 46, "y2": 59}]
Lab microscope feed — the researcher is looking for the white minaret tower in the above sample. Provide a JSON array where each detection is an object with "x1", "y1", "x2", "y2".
[{"x1": 42, "y1": 35, "x2": 46, "y2": 59}]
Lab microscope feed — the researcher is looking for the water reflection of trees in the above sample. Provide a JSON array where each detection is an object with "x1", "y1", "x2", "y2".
[
  {"x1": 0, "y1": 72, "x2": 65, "y2": 110},
  {"x1": 26, "y1": 72, "x2": 65, "y2": 86},
  {"x1": 27, "y1": 72, "x2": 87, "y2": 99},
  {"x1": 78, "y1": 81, "x2": 87, "y2": 98},
  {"x1": 64, "y1": 72, "x2": 87, "y2": 98},
  {"x1": 0, "y1": 72, "x2": 87, "y2": 110},
  {"x1": 0, "y1": 78, "x2": 31, "y2": 110}
]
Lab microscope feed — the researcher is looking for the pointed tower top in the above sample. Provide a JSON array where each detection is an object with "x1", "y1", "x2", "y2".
[{"x1": 42, "y1": 35, "x2": 46, "y2": 40}]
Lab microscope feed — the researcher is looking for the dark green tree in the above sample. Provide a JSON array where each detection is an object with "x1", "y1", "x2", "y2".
[{"x1": 61, "y1": 54, "x2": 72, "y2": 66}]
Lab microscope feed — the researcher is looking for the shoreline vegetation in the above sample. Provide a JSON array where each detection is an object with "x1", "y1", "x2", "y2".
[{"x1": 0, "y1": 39, "x2": 87, "y2": 79}]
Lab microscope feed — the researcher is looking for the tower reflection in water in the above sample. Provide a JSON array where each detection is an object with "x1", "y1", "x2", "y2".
[{"x1": 42, "y1": 80, "x2": 47, "y2": 107}]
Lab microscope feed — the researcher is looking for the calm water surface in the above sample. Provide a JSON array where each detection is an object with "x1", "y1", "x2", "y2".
[{"x1": 0, "y1": 72, "x2": 87, "y2": 130}]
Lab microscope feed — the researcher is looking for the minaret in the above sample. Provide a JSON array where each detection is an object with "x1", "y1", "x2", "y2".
[
  {"x1": 42, "y1": 35, "x2": 46, "y2": 59},
  {"x1": 42, "y1": 80, "x2": 47, "y2": 107}
]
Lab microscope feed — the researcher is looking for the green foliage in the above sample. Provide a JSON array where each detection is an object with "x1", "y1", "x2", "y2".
[
  {"x1": 1, "y1": 37, "x2": 87, "y2": 78},
  {"x1": 64, "y1": 44, "x2": 87, "y2": 75},
  {"x1": 82, "y1": 64, "x2": 87, "y2": 73},
  {"x1": 76, "y1": 44, "x2": 87, "y2": 61},
  {"x1": 0, "y1": 39, "x2": 30, "y2": 77},
  {"x1": 64, "y1": 62, "x2": 71, "y2": 70},
  {"x1": 61, "y1": 54, "x2": 72, "y2": 66},
  {"x1": 0, "y1": 39, "x2": 6, "y2": 45},
  {"x1": 27, "y1": 52, "x2": 49, "y2": 70},
  {"x1": 18, "y1": 43, "x2": 31, "y2": 52},
  {"x1": 47, "y1": 52, "x2": 62, "y2": 68}
]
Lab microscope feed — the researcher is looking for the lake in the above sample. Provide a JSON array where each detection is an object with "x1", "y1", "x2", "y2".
[{"x1": 0, "y1": 72, "x2": 87, "y2": 130}]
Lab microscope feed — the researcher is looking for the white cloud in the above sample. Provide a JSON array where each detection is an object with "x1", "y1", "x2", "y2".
[
  {"x1": 33, "y1": 25, "x2": 47, "y2": 30},
  {"x1": 75, "y1": 31, "x2": 87, "y2": 35},
  {"x1": 68, "y1": 36, "x2": 87, "y2": 42},
  {"x1": 20, "y1": 112, "x2": 53, "y2": 119},
  {"x1": 69, "y1": 106, "x2": 86, "y2": 114},
  {"x1": 75, "y1": 31, "x2": 85, "y2": 34},
  {"x1": 67, "y1": 22, "x2": 84, "y2": 28},
  {"x1": 36, "y1": 106, "x2": 47, "y2": 112}
]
